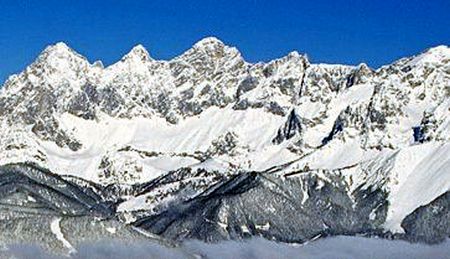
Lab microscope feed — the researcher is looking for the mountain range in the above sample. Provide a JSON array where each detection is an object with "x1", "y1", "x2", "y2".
[{"x1": 0, "y1": 37, "x2": 449, "y2": 254}]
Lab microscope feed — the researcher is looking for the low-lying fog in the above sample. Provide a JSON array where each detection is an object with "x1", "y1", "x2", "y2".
[{"x1": 1, "y1": 236, "x2": 449, "y2": 259}]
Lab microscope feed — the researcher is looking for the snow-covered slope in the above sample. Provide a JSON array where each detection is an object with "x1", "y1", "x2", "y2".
[{"x1": 0, "y1": 38, "x2": 449, "y2": 237}]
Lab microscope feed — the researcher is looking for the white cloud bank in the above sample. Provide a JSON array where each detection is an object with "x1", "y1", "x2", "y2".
[{"x1": 2, "y1": 236, "x2": 449, "y2": 259}]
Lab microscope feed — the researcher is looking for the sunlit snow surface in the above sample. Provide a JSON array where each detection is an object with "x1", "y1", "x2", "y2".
[{"x1": 1, "y1": 237, "x2": 449, "y2": 259}]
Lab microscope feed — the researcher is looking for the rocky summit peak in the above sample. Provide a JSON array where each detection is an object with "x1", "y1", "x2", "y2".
[
  {"x1": 122, "y1": 44, "x2": 152, "y2": 62},
  {"x1": 426, "y1": 45, "x2": 449, "y2": 54},
  {"x1": 193, "y1": 36, "x2": 225, "y2": 49},
  {"x1": 408, "y1": 44, "x2": 450, "y2": 66},
  {"x1": 424, "y1": 45, "x2": 450, "y2": 60},
  {"x1": 285, "y1": 51, "x2": 309, "y2": 63},
  {"x1": 46, "y1": 41, "x2": 71, "y2": 52},
  {"x1": 175, "y1": 36, "x2": 241, "y2": 63},
  {"x1": 188, "y1": 37, "x2": 233, "y2": 57},
  {"x1": 25, "y1": 41, "x2": 90, "y2": 80},
  {"x1": 38, "y1": 42, "x2": 81, "y2": 59},
  {"x1": 287, "y1": 51, "x2": 301, "y2": 58}
]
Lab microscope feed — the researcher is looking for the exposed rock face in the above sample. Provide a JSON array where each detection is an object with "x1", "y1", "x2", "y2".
[
  {"x1": 0, "y1": 39, "x2": 449, "y2": 251},
  {"x1": 273, "y1": 109, "x2": 303, "y2": 144},
  {"x1": 401, "y1": 191, "x2": 450, "y2": 244}
]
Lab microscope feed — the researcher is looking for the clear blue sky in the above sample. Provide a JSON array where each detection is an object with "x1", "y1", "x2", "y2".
[{"x1": 1, "y1": 0, "x2": 449, "y2": 83}]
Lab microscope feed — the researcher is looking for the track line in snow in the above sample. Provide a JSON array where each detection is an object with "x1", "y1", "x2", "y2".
[{"x1": 50, "y1": 217, "x2": 76, "y2": 254}]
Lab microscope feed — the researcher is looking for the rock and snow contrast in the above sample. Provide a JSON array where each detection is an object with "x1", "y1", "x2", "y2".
[{"x1": 0, "y1": 37, "x2": 449, "y2": 255}]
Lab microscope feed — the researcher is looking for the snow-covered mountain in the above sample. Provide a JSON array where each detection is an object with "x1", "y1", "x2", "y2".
[{"x1": 0, "y1": 38, "x2": 449, "y2": 252}]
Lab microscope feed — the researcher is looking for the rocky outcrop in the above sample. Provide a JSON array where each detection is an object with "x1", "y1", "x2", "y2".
[
  {"x1": 401, "y1": 191, "x2": 450, "y2": 244},
  {"x1": 273, "y1": 109, "x2": 303, "y2": 144}
]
